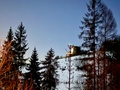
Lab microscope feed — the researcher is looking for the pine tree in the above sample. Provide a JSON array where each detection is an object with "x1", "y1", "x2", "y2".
[
  {"x1": 41, "y1": 48, "x2": 59, "y2": 90},
  {"x1": 13, "y1": 22, "x2": 28, "y2": 71},
  {"x1": 79, "y1": 0, "x2": 117, "y2": 89},
  {"x1": 3, "y1": 27, "x2": 14, "y2": 55},
  {"x1": 99, "y1": 3, "x2": 116, "y2": 43},
  {"x1": 25, "y1": 48, "x2": 41, "y2": 90},
  {"x1": 79, "y1": 0, "x2": 102, "y2": 89},
  {"x1": 3, "y1": 27, "x2": 14, "y2": 59},
  {"x1": 97, "y1": 3, "x2": 117, "y2": 90},
  {"x1": 4, "y1": 27, "x2": 13, "y2": 45}
]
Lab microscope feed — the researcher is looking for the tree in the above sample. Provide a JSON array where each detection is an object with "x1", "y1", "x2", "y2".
[
  {"x1": 13, "y1": 22, "x2": 28, "y2": 71},
  {"x1": 97, "y1": 3, "x2": 117, "y2": 90},
  {"x1": 0, "y1": 40, "x2": 19, "y2": 90},
  {"x1": 25, "y1": 48, "x2": 41, "y2": 90},
  {"x1": 3, "y1": 27, "x2": 13, "y2": 45},
  {"x1": 0, "y1": 28, "x2": 19, "y2": 90},
  {"x1": 3, "y1": 27, "x2": 14, "y2": 57},
  {"x1": 78, "y1": 0, "x2": 117, "y2": 89},
  {"x1": 3, "y1": 27, "x2": 14, "y2": 60},
  {"x1": 41, "y1": 48, "x2": 59, "y2": 90},
  {"x1": 99, "y1": 3, "x2": 116, "y2": 44},
  {"x1": 103, "y1": 36, "x2": 120, "y2": 90},
  {"x1": 79, "y1": 0, "x2": 102, "y2": 89}
]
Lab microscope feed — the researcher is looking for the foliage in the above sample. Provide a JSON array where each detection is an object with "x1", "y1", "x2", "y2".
[
  {"x1": 78, "y1": 0, "x2": 117, "y2": 89},
  {"x1": 0, "y1": 28, "x2": 19, "y2": 90},
  {"x1": 0, "y1": 41, "x2": 19, "y2": 90},
  {"x1": 25, "y1": 48, "x2": 41, "y2": 90},
  {"x1": 78, "y1": 0, "x2": 102, "y2": 89},
  {"x1": 13, "y1": 22, "x2": 29, "y2": 70},
  {"x1": 41, "y1": 48, "x2": 59, "y2": 90},
  {"x1": 0, "y1": 0, "x2": 119, "y2": 89}
]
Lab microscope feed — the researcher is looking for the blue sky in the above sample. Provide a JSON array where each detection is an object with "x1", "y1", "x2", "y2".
[{"x1": 0, "y1": 0, "x2": 120, "y2": 59}]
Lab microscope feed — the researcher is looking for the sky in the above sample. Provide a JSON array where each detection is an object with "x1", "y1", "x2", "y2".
[{"x1": 0, "y1": 0, "x2": 120, "y2": 60}]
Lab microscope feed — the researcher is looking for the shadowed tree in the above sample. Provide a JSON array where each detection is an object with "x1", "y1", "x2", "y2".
[
  {"x1": 41, "y1": 48, "x2": 59, "y2": 90},
  {"x1": 78, "y1": 0, "x2": 117, "y2": 89},
  {"x1": 13, "y1": 22, "x2": 28, "y2": 71},
  {"x1": 3, "y1": 27, "x2": 13, "y2": 46},
  {"x1": 97, "y1": 3, "x2": 117, "y2": 90},
  {"x1": 3, "y1": 27, "x2": 14, "y2": 56},
  {"x1": 78, "y1": 0, "x2": 102, "y2": 89},
  {"x1": 102, "y1": 36, "x2": 120, "y2": 90},
  {"x1": 3, "y1": 27, "x2": 14, "y2": 58},
  {"x1": 25, "y1": 48, "x2": 41, "y2": 90}
]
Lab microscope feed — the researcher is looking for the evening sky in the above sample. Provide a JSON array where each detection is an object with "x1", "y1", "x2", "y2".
[{"x1": 0, "y1": 0, "x2": 120, "y2": 59}]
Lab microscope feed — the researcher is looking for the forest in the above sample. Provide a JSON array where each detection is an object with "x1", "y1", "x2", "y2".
[{"x1": 0, "y1": 0, "x2": 120, "y2": 90}]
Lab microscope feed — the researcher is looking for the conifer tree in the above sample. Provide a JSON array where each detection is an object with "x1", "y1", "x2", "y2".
[
  {"x1": 41, "y1": 48, "x2": 59, "y2": 90},
  {"x1": 97, "y1": 3, "x2": 117, "y2": 90},
  {"x1": 4, "y1": 27, "x2": 13, "y2": 45},
  {"x1": 3, "y1": 27, "x2": 14, "y2": 55},
  {"x1": 13, "y1": 22, "x2": 28, "y2": 71},
  {"x1": 3, "y1": 27, "x2": 14, "y2": 62},
  {"x1": 79, "y1": 0, "x2": 102, "y2": 89},
  {"x1": 25, "y1": 48, "x2": 41, "y2": 90},
  {"x1": 78, "y1": 0, "x2": 117, "y2": 89}
]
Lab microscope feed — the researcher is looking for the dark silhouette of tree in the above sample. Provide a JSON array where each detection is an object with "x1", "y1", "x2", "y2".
[
  {"x1": 78, "y1": 0, "x2": 117, "y2": 89},
  {"x1": 79, "y1": 0, "x2": 102, "y2": 89},
  {"x1": 103, "y1": 36, "x2": 120, "y2": 90},
  {"x1": 13, "y1": 22, "x2": 28, "y2": 71},
  {"x1": 104, "y1": 36, "x2": 120, "y2": 62},
  {"x1": 41, "y1": 48, "x2": 59, "y2": 90},
  {"x1": 3, "y1": 27, "x2": 14, "y2": 61},
  {"x1": 25, "y1": 48, "x2": 41, "y2": 90},
  {"x1": 97, "y1": 3, "x2": 117, "y2": 90},
  {"x1": 3, "y1": 27, "x2": 13, "y2": 45},
  {"x1": 3, "y1": 27, "x2": 14, "y2": 57},
  {"x1": 99, "y1": 3, "x2": 116, "y2": 44}
]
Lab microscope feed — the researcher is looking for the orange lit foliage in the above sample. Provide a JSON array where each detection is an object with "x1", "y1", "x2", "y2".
[
  {"x1": 0, "y1": 41, "x2": 19, "y2": 89},
  {"x1": 0, "y1": 42, "x2": 33, "y2": 90},
  {"x1": 23, "y1": 75, "x2": 34, "y2": 90}
]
